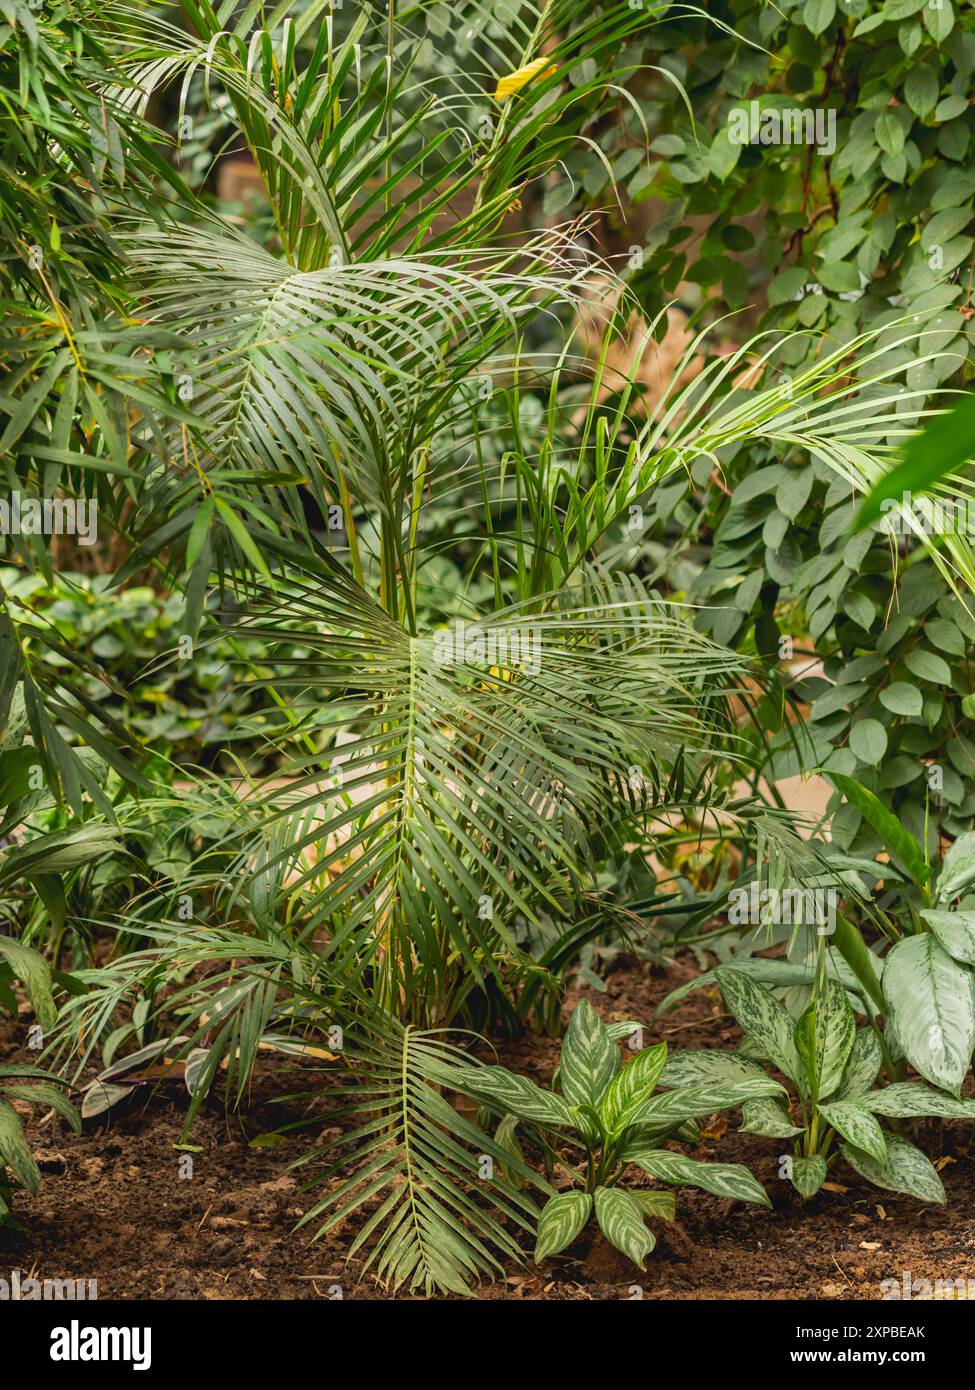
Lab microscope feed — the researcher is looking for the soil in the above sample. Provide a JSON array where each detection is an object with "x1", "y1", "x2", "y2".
[{"x1": 4, "y1": 954, "x2": 975, "y2": 1301}]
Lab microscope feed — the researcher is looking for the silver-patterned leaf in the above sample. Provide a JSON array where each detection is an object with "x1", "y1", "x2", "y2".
[
  {"x1": 534, "y1": 1190, "x2": 592, "y2": 1263},
  {"x1": 629, "y1": 1190, "x2": 676, "y2": 1221},
  {"x1": 920, "y1": 910, "x2": 975, "y2": 967},
  {"x1": 790, "y1": 1154, "x2": 827, "y2": 1199},
  {"x1": 635, "y1": 1077, "x2": 784, "y2": 1128},
  {"x1": 626, "y1": 1148, "x2": 770, "y2": 1206},
  {"x1": 864, "y1": 1082, "x2": 975, "y2": 1119},
  {"x1": 714, "y1": 968, "x2": 804, "y2": 1086},
  {"x1": 593, "y1": 1187, "x2": 655, "y2": 1269},
  {"x1": 935, "y1": 832, "x2": 975, "y2": 903},
  {"x1": 818, "y1": 1100, "x2": 888, "y2": 1163},
  {"x1": 452, "y1": 1065, "x2": 575, "y2": 1127},
  {"x1": 0, "y1": 1098, "x2": 40, "y2": 1194},
  {"x1": 740, "y1": 1095, "x2": 802, "y2": 1138},
  {"x1": 841, "y1": 1133, "x2": 946, "y2": 1204},
  {"x1": 793, "y1": 979, "x2": 856, "y2": 1102},
  {"x1": 882, "y1": 933, "x2": 975, "y2": 1094},
  {"x1": 659, "y1": 1048, "x2": 767, "y2": 1089},
  {"x1": 599, "y1": 1042, "x2": 667, "y2": 1133},
  {"x1": 834, "y1": 1027, "x2": 883, "y2": 1101},
  {"x1": 559, "y1": 999, "x2": 619, "y2": 1110}
]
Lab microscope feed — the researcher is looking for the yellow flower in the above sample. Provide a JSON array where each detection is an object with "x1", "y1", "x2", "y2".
[{"x1": 494, "y1": 57, "x2": 557, "y2": 101}]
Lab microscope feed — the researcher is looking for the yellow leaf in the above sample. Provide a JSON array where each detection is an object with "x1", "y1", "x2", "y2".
[{"x1": 495, "y1": 58, "x2": 556, "y2": 101}]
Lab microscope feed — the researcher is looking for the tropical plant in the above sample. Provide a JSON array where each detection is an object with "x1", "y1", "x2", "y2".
[
  {"x1": 678, "y1": 966, "x2": 974, "y2": 1206},
  {"x1": 450, "y1": 998, "x2": 774, "y2": 1270}
]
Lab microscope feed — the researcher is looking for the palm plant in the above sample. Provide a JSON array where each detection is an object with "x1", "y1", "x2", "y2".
[{"x1": 10, "y1": 0, "x2": 975, "y2": 1295}]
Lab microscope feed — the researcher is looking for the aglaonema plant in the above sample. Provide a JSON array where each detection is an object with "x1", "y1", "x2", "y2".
[
  {"x1": 453, "y1": 999, "x2": 776, "y2": 1270},
  {"x1": 677, "y1": 967, "x2": 975, "y2": 1206}
]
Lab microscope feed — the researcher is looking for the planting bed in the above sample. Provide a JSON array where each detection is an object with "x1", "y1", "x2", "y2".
[{"x1": 6, "y1": 955, "x2": 974, "y2": 1302}]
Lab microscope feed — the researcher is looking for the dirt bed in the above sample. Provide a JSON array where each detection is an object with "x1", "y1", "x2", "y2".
[{"x1": 4, "y1": 956, "x2": 975, "y2": 1301}]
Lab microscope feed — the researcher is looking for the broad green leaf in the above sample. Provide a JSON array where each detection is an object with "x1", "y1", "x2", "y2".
[
  {"x1": 714, "y1": 968, "x2": 804, "y2": 1085},
  {"x1": 849, "y1": 718, "x2": 887, "y2": 765},
  {"x1": 864, "y1": 1082, "x2": 975, "y2": 1119},
  {"x1": 628, "y1": 1190, "x2": 676, "y2": 1221},
  {"x1": 790, "y1": 1154, "x2": 827, "y2": 1199},
  {"x1": 452, "y1": 1065, "x2": 576, "y2": 1128},
  {"x1": 818, "y1": 1100, "x2": 888, "y2": 1163},
  {"x1": 1, "y1": 1083, "x2": 80, "y2": 1134},
  {"x1": 0, "y1": 937, "x2": 56, "y2": 1031},
  {"x1": 920, "y1": 909, "x2": 975, "y2": 966},
  {"x1": 739, "y1": 1096, "x2": 802, "y2": 1138},
  {"x1": 882, "y1": 933, "x2": 975, "y2": 1094},
  {"x1": 627, "y1": 1149, "x2": 770, "y2": 1206},
  {"x1": 0, "y1": 1098, "x2": 41, "y2": 1194},
  {"x1": 599, "y1": 1042, "x2": 667, "y2": 1133},
  {"x1": 841, "y1": 1134, "x2": 946, "y2": 1204},
  {"x1": 793, "y1": 979, "x2": 856, "y2": 1102},
  {"x1": 822, "y1": 772, "x2": 930, "y2": 886},
  {"x1": 935, "y1": 832, "x2": 975, "y2": 903},
  {"x1": 593, "y1": 1187, "x2": 655, "y2": 1270},
  {"x1": 534, "y1": 1191, "x2": 592, "y2": 1262},
  {"x1": 558, "y1": 999, "x2": 619, "y2": 1110},
  {"x1": 659, "y1": 1049, "x2": 767, "y2": 1089},
  {"x1": 834, "y1": 1027, "x2": 883, "y2": 1101},
  {"x1": 635, "y1": 1078, "x2": 784, "y2": 1129}
]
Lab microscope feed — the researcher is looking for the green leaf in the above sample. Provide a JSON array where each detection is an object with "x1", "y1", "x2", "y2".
[
  {"x1": 849, "y1": 718, "x2": 888, "y2": 765},
  {"x1": 659, "y1": 1049, "x2": 767, "y2": 1088},
  {"x1": 534, "y1": 1190, "x2": 592, "y2": 1262},
  {"x1": 0, "y1": 1098, "x2": 41, "y2": 1194},
  {"x1": 714, "y1": 968, "x2": 804, "y2": 1085},
  {"x1": 214, "y1": 497, "x2": 273, "y2": 582},
  {"x1": 0, "y1": 938, "x2": 56, "y2": 1031},
  {"x1": 558, "y1": 999, "x2": 619, "y2": 1111},
  {"x1": 593, "y1": 1187, "x2": 655, "y2": 1269},
  {"x1": 628, "y1": 1149, "x2": 770, "y2": 1206},
  {"x1": 803, "y1": 0, "x2": 836, "y2": 35},
  {"x1": 841, "y1": 1134, "x2": 946, "y2": 1203},
  {"x1": 1, "y1": 1083, "x2": 80, "y2": 1134},
  {"x1": 834, "y1": 1028, "x2": 883, "y2": 1101},
  {"x1": 905, "y1": 648, "x2": 953, "y2": 685},
  {"x1": 599, "y1": 1042, "x2": 667, "y2": 1133},
  {"x1": 818, "y1": 1100, "x2": 888, "y2": 1163},
  {"x1": 882, "y1": 933, "x2": 975, "y2": 1094},
  {"x1": 920, "y1": 909, "x2": 975, "y2": 965},
  {"x1": 628, "y1": 1190, "x2": 676, "y2": 1221},
  {"x1": 936, "y1": 832, "x2": 975, "y2": 902},
  {"x1": 739, "y1": 1095, "x2": 803, "y2": 1138},
  {"x1": 790, "y1": 1154, "x2": 827, "y2": 1198},
  {"x1": 452, "y1": 1064, "x2": 576, "y2": 1128},
  {"x1": 635, "y1": 1078, "x2": 785, "y2": 1129},
  {"x1": 864, "y1": 1082, "x2": 975, "y2": 1119},
  {"x1": 879, "y1": 682, "x2": 923, "y2": 717},
  {"x1": 821, "y1": 771, "x2": 930, "y2": 885},
  {"x1": 793, "y1": 979, "x2": 856, "y2": 1102}
]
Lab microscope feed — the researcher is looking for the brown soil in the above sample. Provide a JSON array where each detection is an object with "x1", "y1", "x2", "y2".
[{"x1": 4, "y1": 955, "x2": 975, "y2": 1301}]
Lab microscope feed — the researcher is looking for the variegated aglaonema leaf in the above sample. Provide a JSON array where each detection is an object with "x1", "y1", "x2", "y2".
[
  {"x1": 593, "y1": 1187, "x2": 655, "y2": 1269},
  {"x1": 882, "y1": 933, "x2": 975, "y2": 1095},
  {"x1": 0, "y1": 1098, "x2": 41, "y2": 1195},
  {"x1": 659, "y1": 1048, "x2": 767, "y2": 1088},
  {"x1": 793, "y1": 979, "x2": 856, "y2": 1103},
  {"x1": 558, "y1": 999, "x2": 619, "y2": 1111},
  {"x1": 714, "y1": 967, "x2": 804, "y2": 1087},
  {"x1": 451, "y1": 1064, "x2": 575, "y2": 1128},
  {"x1": 534, "y1": 1191, "x2": 592, "y2": 1263},
  {"x1": 920, "y1": 909, "x2": 975, "y2": 967},
  {"x1": 818, "y1": 1100, "x2": 888, "y2": 1164},
  {"x1": 834, "y1": 1027, "x2": 883, "y2": 1102},
  {"x1": 599, "y1": 1041, "x2": 667, "y2": 1133},
  {"x1": 740, "y1": 1095, "x2": 802, "y2": 1139},
  {"x1": 789, "y1": 1154, "x2": 827, "y2": 1200},
  {"x1": 626, "y1": 1148, "x2": 770, "y2": 1206},
  {"x1": 636, "y1": 1077, "x2": 785, "y2": 1130},
  {"x1": 864, "y1": 1083, "x2": 975, "y2": 1120},
  {"x1": 841, "y1": 1134, "x2": 947, "y2": 1205}
]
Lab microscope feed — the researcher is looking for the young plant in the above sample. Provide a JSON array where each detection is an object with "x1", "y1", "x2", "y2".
[
  {"x1": 453, "y1": 999, "x2": 775, "y2": 1270},
  {"x1": 673, "y1": 967, "x2": 975, "y2": 1206}
]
